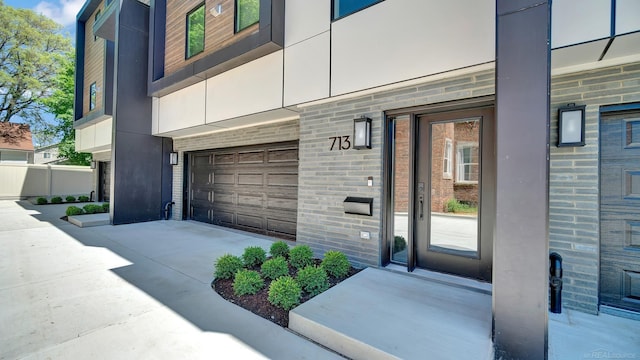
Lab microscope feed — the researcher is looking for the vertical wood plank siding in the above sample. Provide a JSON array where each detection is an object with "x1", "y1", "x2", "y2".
[
  {"x1": 83, "y1": 0, "x2": 105, "y2": 117},
  {"x1": 165, "y1": 0, "x2": 258, "y2": 76}
]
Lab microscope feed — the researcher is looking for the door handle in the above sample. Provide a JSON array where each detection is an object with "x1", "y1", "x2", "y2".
[{"x1": 419, "y1": 195, "x2": 424, "y2": 220}]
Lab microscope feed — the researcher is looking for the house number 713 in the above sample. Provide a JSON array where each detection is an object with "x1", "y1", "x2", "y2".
[{"x1": 329, "y1": 136, "x2": 351, "y2": 151}]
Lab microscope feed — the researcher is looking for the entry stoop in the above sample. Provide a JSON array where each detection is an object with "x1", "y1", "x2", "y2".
[
  {"x1": 68, "y1": 213, "x2": 110, "y2": 227},
  {"x1": 289, "y1": 268, "x2": 493, "y2": 360}
]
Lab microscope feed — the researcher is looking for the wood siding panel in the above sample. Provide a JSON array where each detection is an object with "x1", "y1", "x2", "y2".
[
  {"x1": 165, "y1": 0, "x2": 259, "y2": 76},
  {"x1": 83, "y1": 0, "x2": 106, "y2": 117}
]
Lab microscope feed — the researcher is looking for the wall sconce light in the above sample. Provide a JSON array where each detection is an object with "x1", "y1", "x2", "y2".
[
  {"x1": 210, "y1": 4, "x2": 222, "y2": 17},
  {"x1": 90, "y1": 161, "x2": 96, "y2": 169},
  {"x1": 353, "y1": 116, "x2": 372, "y2": 149},
  {"x1": 557, "y1": 103, "x2": 586, "y2": 147},
  {"x1": 169, "y1": 152, "x2": 179, "y2": 165}
]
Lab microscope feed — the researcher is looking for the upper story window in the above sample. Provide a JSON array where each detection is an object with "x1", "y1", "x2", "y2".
[
  {"x1": 43, "y1": 152, "x2": 51, "y2": 159},
  {"x1": 94, "y1": 9, "x2": 101, "y2": 41},
  {"x1": 333, "y1": 0, "x2": 383, "y2": 20},
  {"x1": 456, "y1": 143, "x2": 479, "y2": 184},
  {"x1": 89, "y1": 82, "x2": 97, "y2": 111},
  {"x1": 235, "y1": 0, "x2": 259, "y2": 32},
  {"x1": 186, "y1": 4, "x2": 205, "y2": 59}
]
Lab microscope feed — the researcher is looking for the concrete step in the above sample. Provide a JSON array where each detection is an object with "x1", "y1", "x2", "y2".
[
  {"x1": 289, "y1": 268, "x2": 493, "y2": 360},
  {"x1": 68, "y1": 213, "x2": 110, "y2": 227}
]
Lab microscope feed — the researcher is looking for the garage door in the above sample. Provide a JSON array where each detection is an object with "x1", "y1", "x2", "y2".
[{"x1": 189, "y1": 141, "x2": 299, "y2": 240}]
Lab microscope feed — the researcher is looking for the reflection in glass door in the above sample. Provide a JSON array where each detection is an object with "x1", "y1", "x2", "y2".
[{"x1": 391, "y1": 115, "x2": 411, "y2": 264}]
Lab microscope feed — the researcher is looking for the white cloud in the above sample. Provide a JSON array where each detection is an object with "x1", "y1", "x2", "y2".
[{"x1": 34, "y1": 0, "x2": 84, "y2": 27}]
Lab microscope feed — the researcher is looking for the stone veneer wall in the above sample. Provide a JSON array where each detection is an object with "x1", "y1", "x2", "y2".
[
  {"x1": 549, "y1": 62, "x2": 640, "y2": 314},
  {"x1": 297, "y1": 70, "x2": 495, "y2": 267},
  {"x1": 170, "y1": 120, "x2": 300, "y2": 221}
]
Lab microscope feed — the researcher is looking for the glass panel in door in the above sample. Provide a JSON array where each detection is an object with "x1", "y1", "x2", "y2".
[{"x1": 391, "y1": 115, "x2": 411, "y2": 264}]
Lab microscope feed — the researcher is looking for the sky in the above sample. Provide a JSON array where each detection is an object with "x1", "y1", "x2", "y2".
[{"x1": 4, "y1": 0, "x2": 83, "y2": 38}]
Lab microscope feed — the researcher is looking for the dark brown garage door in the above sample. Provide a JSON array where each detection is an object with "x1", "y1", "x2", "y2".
[{"x1": 189, "y1": 141, "x2": 299, "y2": 240}]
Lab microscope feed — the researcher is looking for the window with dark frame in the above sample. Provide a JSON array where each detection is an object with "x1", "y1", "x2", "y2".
[
  {"x1": 89, "y1": 82, "x2": 97, "y2": 111},
  {"x1": 332, "y1": 0, "x2": 382, "y2": 20},
  {"x1": 235, "y1": 0, "x2": 259, "y2": 33},
  {"x1": 186, "y1": 4, "x2": 205, "y2": 59},
  {"x1": 94, "y1": 9, "x2": 101, "y2": 41}
]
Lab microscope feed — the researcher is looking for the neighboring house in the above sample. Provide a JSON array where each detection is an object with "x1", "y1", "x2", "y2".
[
  {"x1": 74, "y1": 0, "x2": 640, "y2": 356},
  {"x1": 0, "y1": 122, "x2": 34, "y2": 164},
  {"x1": 34, "y1": 144, "x2": 65, "y2": 164}
]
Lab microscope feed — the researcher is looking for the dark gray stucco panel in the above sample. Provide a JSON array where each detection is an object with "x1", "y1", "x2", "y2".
[
  {"x1": 494, "y1": 1, "x2": 550, "y2": 359},
  {"x1": 111, "y1": 0, "x2": 172, "y2": 225}
]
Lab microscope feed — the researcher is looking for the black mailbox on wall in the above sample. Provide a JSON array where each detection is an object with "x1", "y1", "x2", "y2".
[{"x1": 343, "y1": 197, "x2": 373, "y2": 216}]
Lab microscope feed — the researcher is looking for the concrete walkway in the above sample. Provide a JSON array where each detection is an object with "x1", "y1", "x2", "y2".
[
  {"x1": 0, "y1": 201, "x2": 342, "y2": 359},
  {"x1": 1, "y1": 200, "x2": 639, "y2": 359}
]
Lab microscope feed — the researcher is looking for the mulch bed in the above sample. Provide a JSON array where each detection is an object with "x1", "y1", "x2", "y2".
[{"x1": 212, "y1": 259, "x2": 362, "y2": 327}]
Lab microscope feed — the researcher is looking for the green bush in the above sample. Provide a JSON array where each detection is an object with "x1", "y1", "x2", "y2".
[
  {"x1": 297, "y1": 265, "x2": 329, "y2": 297},
  {"x1": 36, "y1": 197, "x2": 47, "y2": 205},
  {"x1": 78, "y1": 195, "x2": 89, "y2": 202},
  {"x1": 289, "y1": 245, "x2": 314, "y2": 269},
  {"x1": 242, "y1": 246, "x2": 267, "y2": 267},
  {"x1": 445, "y1": 198, "x2": 477, "y2": 214},
  {"x1": 101, "y1": 203, "x2": 109, "y2": 212},
  {"x1": 83, "y1": 204, "x2": 102, "y2": 214},
  {"x1": 65, "y1": 196, "x2": 76, "y2": 202},
  {"x1": 65, "y1": 206, "x2": 84, "y2": 216},
  {"x1": 270, "y1": 241, "x2": 290, "y2": 258},
  {"x1": 261, "y1": 257, "x2": 289, "y2": 280},
  {"x1": 394, "y1": 236, "x2": 407, "y2": 253},
  {"x1": 233, "y1": 269, "x2": 264, "y2": 296},
  {"x1": 321, "y1": 250, "x2": 350, "y2": 278},
  {"x1": 268, "y1": 276, "x2": 301, "y2": 310},
  {"x1": 51, "y1": 196, "x2": 63, "y2": 204},
  {"x1": 214, "y1": 254, "x2": 244, "y2": 280}
]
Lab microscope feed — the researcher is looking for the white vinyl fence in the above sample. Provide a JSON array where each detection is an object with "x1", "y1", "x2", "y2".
[{"x1": 0, "y1": 164, "x2": 94, "y2": 200}]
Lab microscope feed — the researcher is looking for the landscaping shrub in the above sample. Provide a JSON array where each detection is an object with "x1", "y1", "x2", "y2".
[
  {"x1": 214, "y1": 254, "x2": 244, "y2": 280},
  {"x1": 65, "y1": 196, "x2": 76, "y2": 202},
  {"x1": 321, "y1": 250, "x2": 350, "y2": 278},
  {"x1": 268, "y1": 276, "x2": 301, "y2": 310},
  {"x1": 102, "y1": 203, "x2": 109, "y2": 212},
  {"x1": 233, "y1": 269, "x2": 264, "y2": 296},
  {"x1": 51, "y1": 196, "x2": 63, "y2": 204},
  {"x1": 83, "y1": 204, "x2": 103, "y2": 214},
  {"x1": 261, "y1": 257, "x2": 289, "y2": 280},
  {"x1": 297, "y1": 265, "x2": 329, "y2": 297},
  {"x1": 270, "y1": 241, "x2": 290, "y2": 258},
  {"x1": 289, "y1": 245, "x2": 314, "y2": 269},
  {"x1": 445, "y1": 198, "x2": 477, "y2": 214},
  {"x1": 78, "y1": 195, "x2": 89, "y2": 202},
  {"x1": 66, "y1": 206, "x2": 84, "y2": 216},
  {"x1": 36, "y1": 197, "x2": 47, "y2": 205},
  {"x1": 242, "y1": 246, "x2": 267, "y2": 267},
  {"x1": 394, "y1": 235, "x2": 407, "y2": 253}
]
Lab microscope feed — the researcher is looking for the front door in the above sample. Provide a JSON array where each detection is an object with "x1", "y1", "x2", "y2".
[
  {"x1": 600, "y1": 110, "x2": 640, "y2": 313},
  {"x1": 415, "y1": 108, "x2": 494, "y2": 281}
]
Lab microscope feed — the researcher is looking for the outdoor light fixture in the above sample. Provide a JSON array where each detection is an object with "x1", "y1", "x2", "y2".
[
  {"x1": 353, "y1": 116, "x2": 372, "y2": 149},
  {"x1": 210, "y1": 4, "x2": 222, "y2": 17},
  {"x1": 90, "y1": 161, "x2": 96, "y2": 169},
  {"x1": 169, "y1": 152, "x2": 179, "y2": 165},
  {"x1": 557, "y1": 103, "x2": 586, "y2": 147}
]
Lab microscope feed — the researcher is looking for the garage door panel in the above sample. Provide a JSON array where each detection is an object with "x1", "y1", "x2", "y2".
[
  {"x1": 268, "y1": 148, "x2": 298, "y2": 163},
  {"x1": 193, "y1": 154, "x2": 212, "y2": 166},
  {"x1": 238, "y1": 151, "x2": 265, "y2": 164},
  {"x1": 190, "y1": 141, "x2": 299, "y2": 240},
  {"x1": 191, "y1": 189, "x2": 212, "y2": 202}
]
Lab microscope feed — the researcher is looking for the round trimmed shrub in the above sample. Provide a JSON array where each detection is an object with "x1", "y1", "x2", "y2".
[
  {"x1": 261, "y1": 257, "x2": 289, "y2": 280},
  {"x1": 83, "y1": 204, "x2": 102, "y2": 214},
  {"x1": 65, "y1": 196, "x2": 76, "y2": 202},
  {"x1": 66, "y1": 206, "x2": 84, "y2": 216},
  {"x1": 102, "y1": 203, "x2": 109, "y2": 212},
  {"x1": 242, "y1": 246, "x2": 267, "y2": 267},
  {"x1": 321, "y1": 250, "x2": 350, "y2": 278},
  {"x1": 268, "y1": 276, "x2": 301, "y2": 310},
  {"x1": 51, "y1": 196, "x2": 63, "y2": 204},
  {"x1": 270, "y1": 241, "x2": 290, "y2": 258},
  {"x1": 233, "y1": 269, "x2": 264, "y2": 296},
  {"x1": 214, "y1": 254, "x2": 244, "y2": 280},
  {"x1": 289, "y1": 245, "x2": 314, "y2": 269},
  {"x1": 297, "y1": 265, "x2": 329, "y2": 297},
  {"x1": 36, "y1": 197, "x2": 47, "y2": 205},
  {"x1": 78, "y1": 195, "x2": 89, "y2": 202}
]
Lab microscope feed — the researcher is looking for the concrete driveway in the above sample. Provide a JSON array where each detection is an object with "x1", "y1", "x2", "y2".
[{"x1": 0, "y1": 200, "x2": 342, "y2": 359}]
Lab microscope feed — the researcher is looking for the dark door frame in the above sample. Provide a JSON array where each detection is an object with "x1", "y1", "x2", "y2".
[{"x1": 383, "y1": 95, "x2": 495, "y2": 277}]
